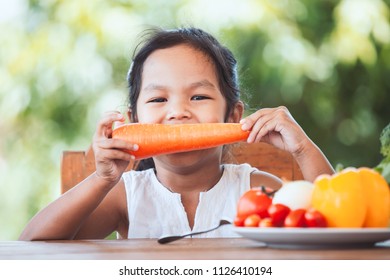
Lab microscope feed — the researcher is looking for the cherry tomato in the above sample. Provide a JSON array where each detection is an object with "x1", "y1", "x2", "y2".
[
  {"x1": 268, "y1": 204, "x2": 291, "y2": 226},
  {"x1": 244, "y1": 214, "x2": 261, "y2": 227},
  {"x1": 284, "y1": 209, "x2": 306, "y2": 227},
  {"x1": 259, "y1": 217, "x2": 274, "y2": 227},
  {"x1": 236, "y1": 188, "x2": 273, "y2": 219},
  {"x1": 304, "y1": 208, "x2": 327, "y2": 227},
  {"x1": 233, "y1": 216, "x2": 245, "y2": 227}
]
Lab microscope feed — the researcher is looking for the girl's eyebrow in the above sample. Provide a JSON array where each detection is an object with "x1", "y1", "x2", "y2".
[
  {"x1": 143, "y1": 84, "x2": 168, "y2": 92},
  {"x1": 143, "y1": 79, "x2": 217, "y2": 92},
  {"x1": 189, "y1": 79, "x2": 217, "y2": 90}
]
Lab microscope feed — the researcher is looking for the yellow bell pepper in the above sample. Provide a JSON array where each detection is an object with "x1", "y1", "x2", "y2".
[
  {"x1": 359, "y1": 167, "x2": 390, "y2": 227},
  {"x1": 312, "y1": 167, "x2": 390, "y2": 228}
]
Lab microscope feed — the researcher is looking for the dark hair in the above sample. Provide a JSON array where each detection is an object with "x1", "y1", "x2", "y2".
[{"x1": 127, "y1": 27, "x2": 241, "y2": 170}]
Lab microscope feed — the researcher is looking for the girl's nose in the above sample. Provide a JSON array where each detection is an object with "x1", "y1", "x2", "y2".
[{"x1": 166, "y1": 102, "x2": 191, "y2": 121}]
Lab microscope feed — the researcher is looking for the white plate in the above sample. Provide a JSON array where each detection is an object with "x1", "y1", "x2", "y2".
[{"x1": 233, "y1": 227, "x2": 390, "y2": 248}]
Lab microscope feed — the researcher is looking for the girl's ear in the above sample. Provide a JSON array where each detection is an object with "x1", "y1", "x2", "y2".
[{"x1": 228, "y1": 101, "x2": 244, "y2": 123}]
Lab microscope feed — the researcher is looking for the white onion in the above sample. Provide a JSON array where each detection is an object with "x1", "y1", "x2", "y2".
[{"x1": 272, "y1": 180, "x2": 314, "y2": 210}]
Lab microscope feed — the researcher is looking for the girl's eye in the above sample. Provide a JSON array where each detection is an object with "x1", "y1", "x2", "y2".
[
  {"x1": 191, "y1": 95, "x2": 210, "y2": 101},
  {"x1": 148, "y1": 97, "x2": 167, "y2": 103}
]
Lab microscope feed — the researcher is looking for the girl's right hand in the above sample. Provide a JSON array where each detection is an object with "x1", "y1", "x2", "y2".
[{"x1": 92, "y1": 111, "x2": 138, "y2": 185}]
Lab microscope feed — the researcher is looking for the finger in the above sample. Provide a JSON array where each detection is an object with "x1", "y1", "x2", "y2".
[
  {"x1": 93, "y1": 139, "x2": 138, "y2": 161},
  {"x1": 247, "y1": 120, "x2": 271, "y2": 143},
  {"x1": 97, "y1": 138, "x2": 139, "y2": 152},
  {"x1": 253, "y1": 119, "x2": 277, "y2": 143},
  {"x1": 240, "y1": 108, "x2": 274, "y2": 131},
  {"x1": 96, "y1": 148, "x2": 135, "y2": 163},
  {"x1": 244, "y1": 107, "x2": 293, "y2": 143},
  {"x1": 113, "y1": 120, "x2": 126, "y2": 129},
  {"x1": 245, "y1": 111, "x2": 277, "y2": 143},
  {"x1": 95, "y1": 112, "x2": 125, "y2": 137}
]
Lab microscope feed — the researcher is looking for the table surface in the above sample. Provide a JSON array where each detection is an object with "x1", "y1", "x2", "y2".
[{"x1": 1, "y1": 238, "x2": 390, "y2": 260}]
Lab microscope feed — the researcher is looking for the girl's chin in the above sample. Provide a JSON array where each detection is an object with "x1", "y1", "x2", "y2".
[{"x1": 157, "y1": 150, "x2": 205, "y2": 161}]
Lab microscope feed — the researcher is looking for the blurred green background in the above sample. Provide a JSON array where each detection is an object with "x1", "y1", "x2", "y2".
[{"x1": 1, "y1": 0, "x2": 389, "y2": 240}]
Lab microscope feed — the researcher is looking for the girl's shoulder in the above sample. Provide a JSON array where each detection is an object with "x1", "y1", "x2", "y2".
[
  {"x1": 122, "y1": 168, "x2": 156, "y2": 189},
  {"x1": 122, "y1": 168, "x2": 155, "y2": 180}
]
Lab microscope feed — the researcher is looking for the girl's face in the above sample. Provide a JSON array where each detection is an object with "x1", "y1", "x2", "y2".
[{"x1": 135, "y1": 45, "x2": 229, "y2": 124}]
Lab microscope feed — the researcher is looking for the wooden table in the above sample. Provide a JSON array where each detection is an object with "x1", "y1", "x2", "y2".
[{"x1": 1, "y1": 238, "x2": 389, "y2": 260}]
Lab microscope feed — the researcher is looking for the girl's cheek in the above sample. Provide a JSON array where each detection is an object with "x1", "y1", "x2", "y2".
[{"x1": 137, "y1": 109, "x2": 164, "y2": 123}]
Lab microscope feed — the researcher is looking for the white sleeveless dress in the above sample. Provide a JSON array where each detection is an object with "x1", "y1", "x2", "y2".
[{"x1": 122, "y1": 163, "x2": 257, "y2": 238}]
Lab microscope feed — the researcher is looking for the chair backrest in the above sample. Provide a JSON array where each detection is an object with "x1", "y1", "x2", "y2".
[{"x1": 60, "y1": 142, "x2": 303, "y2": 194}]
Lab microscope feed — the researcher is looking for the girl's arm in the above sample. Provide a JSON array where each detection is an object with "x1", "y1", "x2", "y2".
[
  {"x1": 240, "y1": 106, "x2": 334, "y2": 182},
  {"x1": 19, "y1": 112, "x2": 137, "y2": 240},
  {"x1": 19, "y1": 174, "x2": 122, "y2": 240}
]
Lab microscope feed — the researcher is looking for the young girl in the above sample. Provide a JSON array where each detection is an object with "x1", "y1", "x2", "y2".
[{"x1": 19, "y1": 27, "x2": 334, "y2": 240}]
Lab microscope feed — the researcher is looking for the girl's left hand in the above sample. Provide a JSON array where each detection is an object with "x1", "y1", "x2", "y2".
[{"x1": 240, "y1": 106, "x2": 309, "y2": 156}]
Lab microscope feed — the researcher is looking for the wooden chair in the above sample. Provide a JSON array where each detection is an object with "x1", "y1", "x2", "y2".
[{"x1": 61, "y1": 142, "x2": 303, "y2": 194}]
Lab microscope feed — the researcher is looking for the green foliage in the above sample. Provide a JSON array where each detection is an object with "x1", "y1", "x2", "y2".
[
  {"x1": 1, "y1": 0, "x2": 390, "y2": 240},
  {"x1": 380, "y1": 123, "x2": 390, "y2": 158},
  {"x1": 375, "y1": 123, "x2": 390, "y2": 184}
]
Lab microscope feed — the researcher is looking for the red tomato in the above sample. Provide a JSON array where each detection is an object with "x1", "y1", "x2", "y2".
[
  {"x1": 236, "y1": 188, "x2": 273, "y2": 219},
  {"x1": 259, "y1": 217, "x2": 274, "y2": 227},
  {"x1": 268, "y1": 204, "x2": 291, "y2": 226},
  {"x1": 233, "y1": 216, "x2": 245, "y2": 227},
  {"x1": 244, "y1": 214, "x2": 261, "y2": 227},
  {"x1": 284, "y1": 209, "x2": 306, "y2": 227},
  {"x1": 304, "y1": 208, "x2": 327, "y2": 227}
]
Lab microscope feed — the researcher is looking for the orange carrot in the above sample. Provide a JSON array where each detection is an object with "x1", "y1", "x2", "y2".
[{"x1": 112, "y1": 123, "x2": 250, "y2": 159}]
